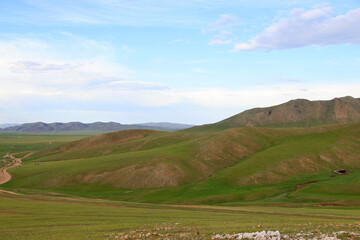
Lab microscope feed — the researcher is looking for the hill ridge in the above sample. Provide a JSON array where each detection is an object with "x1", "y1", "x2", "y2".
[{"x1": 209, "y1": 96, "x2": 360, "y2": 129}]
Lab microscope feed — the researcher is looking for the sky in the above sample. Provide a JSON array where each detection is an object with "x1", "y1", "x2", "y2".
[{"x1": 1, "y1": 0, "x2": 360, "y2": 125}]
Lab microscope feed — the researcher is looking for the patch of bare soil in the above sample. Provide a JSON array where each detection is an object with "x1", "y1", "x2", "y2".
[
  {"x1": 296, "y1": 181, "x2": 319, "y2": 190},
  {"x1": 0, "y1": 189, "x2": 22, "y2": 196},
  {"x1": 0, "y1": 152, "x2": 34, "y2": 185}
]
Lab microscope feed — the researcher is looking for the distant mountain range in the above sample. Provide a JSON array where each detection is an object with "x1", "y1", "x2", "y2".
[
  {"x1": 0, "y1": 123, "x2": 20, "y2": 129},
  {"x1": 0, "y1": 121, "x2": 194, "y2": 133},
  {"x1": 202, "y1": 96, "x2": 360, "y2": 129},
  {"x1": 3, "y1": 96, "x2": 360, "y2": 133}
]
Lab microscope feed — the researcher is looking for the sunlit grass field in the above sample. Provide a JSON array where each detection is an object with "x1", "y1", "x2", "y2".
[
  {"x1": 1, "y1": 189, "x2": 360, "y2": 240},
  {"x1": 3, "y1": 123, "x2": 360, "y2": 205},
  {"x1": 1, "y1": 128, "x2": 360, "y2": 239}
]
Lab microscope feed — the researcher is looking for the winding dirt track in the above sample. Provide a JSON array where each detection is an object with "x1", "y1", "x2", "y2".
[{"x1": 0, "y1": 152, "x2": 34, "y2": 185}]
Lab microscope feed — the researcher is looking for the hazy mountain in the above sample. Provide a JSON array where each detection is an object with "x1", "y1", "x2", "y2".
[
  {"x1": 0, "y1": 121, "x2": 193, "y2": 133},
  {"x1": 207, "y1": 96, "x2": 360, "y2": 128},
  {"x1": 0, "y1": 123, "x2": 20, "y2": 129}
]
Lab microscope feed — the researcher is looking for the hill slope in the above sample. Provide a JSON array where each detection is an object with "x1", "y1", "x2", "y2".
[
  {"x1": 4, "y1": 122, "x2": 360, "y2": 204},
  {"x1": 7, "y1": 128, "x2": 280, "y2": 189},
  {"x1": 203, "y1": 96, "x2": 360, "y2": 129},
  {"x1": 0, "y1": 123, "x2": 20, "y2": 129}
]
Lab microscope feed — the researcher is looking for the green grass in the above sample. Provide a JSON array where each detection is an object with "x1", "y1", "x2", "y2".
[
  {"x1": 1, "y1": 126, "x2": 360, "y2": 239},
  {"x1": 0, "y1": 133, "x2": 89, "y2": 158},
  {"x1": 4, "y1": 128, "x2": 278, "y2": 190},
  {"x1": 2, "y1": 123, "x2": 360, "y2": 205},
  {"x1": 1, "y1": 190, "x2": 360, "y2": 240},
  {"x1": 290, "y1": 171, "x2": 360, "y2": 202}
]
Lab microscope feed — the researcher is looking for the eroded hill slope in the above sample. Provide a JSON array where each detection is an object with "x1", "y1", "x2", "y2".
[
  {"x1": 4, "y1": 123, "x2": 360, "y2": 205},
  {"x1": 195, "y1": 96, "x2": 360, "y2": 129},
  {"x1": 8, "y1": 128, "x2": 284, "y2": 189}
]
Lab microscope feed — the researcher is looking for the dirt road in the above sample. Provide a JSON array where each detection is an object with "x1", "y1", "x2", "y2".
[{"x1": 0, "y1": 152, "x2": 34, "y2": 185}]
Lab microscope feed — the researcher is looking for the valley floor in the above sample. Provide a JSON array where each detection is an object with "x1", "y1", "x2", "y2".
[{"x1": 1, "y1": 188, "x2": 360, "y2": 239}]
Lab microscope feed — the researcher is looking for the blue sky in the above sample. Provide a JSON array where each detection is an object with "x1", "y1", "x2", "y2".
[{"x1": 1, "y1": 0, "x2": 360, "y2": 124}]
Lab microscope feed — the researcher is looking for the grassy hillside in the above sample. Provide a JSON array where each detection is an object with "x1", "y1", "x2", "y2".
[
  {"x1": 3, "y1": 123, "x2": 360, "y2": 204},
  {"x1": 5, "y1": 128, "x2": 281, "y2": 189}
]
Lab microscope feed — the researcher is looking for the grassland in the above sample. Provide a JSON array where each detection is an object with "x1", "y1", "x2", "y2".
[
  {"x1": 2, "y1": 123, "x2": 360, "y2": 205},
  {"x1": 1, "y1": 126, "x2": 360, "y2": 239},
  {"x1": 1, "y1": 189, "x2": 360, "y2": 240},
  {"x1": 0, "y1": 132, "x2": 92, "y2": 157}
]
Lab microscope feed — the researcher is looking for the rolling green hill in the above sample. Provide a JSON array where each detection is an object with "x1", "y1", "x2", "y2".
[
  {"x1": 6, "y1": 128, "x2": 281, "y2": 189},
  {"x1": 4, "y1": 122, "x2": 360, "y2": 204}
]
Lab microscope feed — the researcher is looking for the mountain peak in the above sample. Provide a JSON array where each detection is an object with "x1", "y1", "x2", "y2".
[{"x1": 213, "y1": 96, "x2": 360, "y2": 128}]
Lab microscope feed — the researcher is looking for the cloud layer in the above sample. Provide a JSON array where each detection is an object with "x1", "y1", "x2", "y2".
[
  {"x1": 206, "y1": 14, "x2": 237, "y2": 46},
  {"x1": 234, "y1": 6, "x2": 360, "y2": 51},
  {"x1": 0, "y1": 1, "x2": 250, "y2": 27},
  {"x1": 1, "y1": 3, "x2": 360, "y2": 124},
  {"x1": 1, "y1": 34, "x2": 360, "y2": 124}
]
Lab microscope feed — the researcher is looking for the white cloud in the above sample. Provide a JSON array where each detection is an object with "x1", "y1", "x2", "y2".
[
  {"x1": 105, "y1": 81, "x2": 169, "y2": 90},
  {"x1": 11, "y1": 60, "x2": 75, "y2": 73},
  {"x1": 1, "y1": 1, "x2": 259, "y2": 28},
  {"x1": 277, "y1": 78, "x2": 305, "y2": 83},
  {"x1": 2, "y1": 67, "x2": 360, "y2": 110},
  {"x1": 218, "y1": 30, "x2": 232, "y2": 38},
  {"x1": 204, "y1": 14, "x2": 238, "y2": 48},
  {"x1": 205, "y1": 14, "x2": 238, "y2": 33},
  {"x1": 234, "y1": 6, "x2": 360, "y2": 51},
  {"x1": 212, "y1": 14, "x2": 238, "y2": 27},
  {"x1": 1, "y1": 66, "x2": 360, "y2": 123},
  {"x1": 208, "y1": 40, "x2": 232, "y2": 46},
  {"x1": 183, "y1": 59, "x2": 210, "y2": 64},
  {"x1": 1, "y1": 35, "x2": 360, "y2": 124},
  {"x1": 0, "y1": 35, "x2": 133, "y2": 88},
  {"x1": 191, "y1": 68, "x2": 209, "y2": 73}
]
